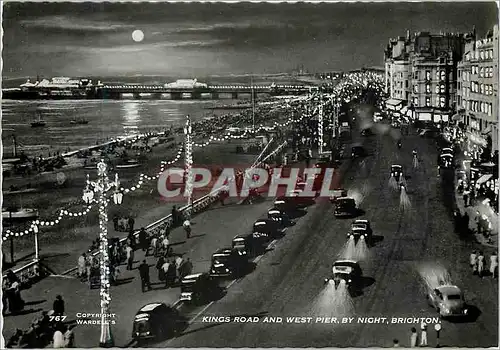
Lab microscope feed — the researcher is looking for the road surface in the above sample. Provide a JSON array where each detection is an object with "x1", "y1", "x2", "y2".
[{"x1": 159, "y1": 126, "x2": 498, "y2": 348}]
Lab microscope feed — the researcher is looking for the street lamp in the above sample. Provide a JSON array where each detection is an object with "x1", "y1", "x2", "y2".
[
  {"x1": 82, "y1": 160, "x2": 122, "y2": 348},
  {"x1": 184, "y1": 116, "x2": 194, "y2": 215}
]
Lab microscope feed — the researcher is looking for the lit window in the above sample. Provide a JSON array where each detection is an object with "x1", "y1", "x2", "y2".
[
  {"x1": 436, "y1": 96, "x2": 440, "y2": 106},
  {"x1": 440, "y1": 84, "x2": 445, "y2": 93},
  {"x1": 414, "y1": 85, "x2": 419, "y2": 93},
  {"x1": 480, "y1": 84, "x2": 484, "y2": 94},
  {"x1": 435, "y1": 85, "x2": 440, "y2": 94},
  {"x1": 436, "y1": 71, "x2": 440, "y2": 80},
  {"x1": 413, "y1": 97, "x2": 419, "y2": 106},
  {"x1": 426, "y1": 84, "x2": 431, "y2": 93},
  {"x1": 480, "y1": 50, "x2": 485, "y2": 60},
  {"x1": 426, "y1": 97, "x2": 431, "y2": 107},
  {"x1": 440, "y1": 71, "x2": 446, "y2": 81},
  {"x1": 467, "y1": 101, "x2": 471, "y2": 110},
  {"x1": 480, "y1": 67, "x2": 484, "y2": 78},
  {"x1": 489, "y1": 104, "x2": 493, "y2": 116},
  {"x1": 463, "y1": 99, "x2": 467, "y2": 108},
  {"x1": 440, "y1": 96, "x2": 446, "y2": 108},
  {"x1": 426, "y1": 71, "x2": 431, "y2": 80}
]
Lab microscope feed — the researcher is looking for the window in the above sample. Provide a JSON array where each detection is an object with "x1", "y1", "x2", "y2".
[
  {"x1": 426, "y1": 71, "x2": 431, "y2": 80},
  {"x1": 440, "y1": 71, "x2": 446, "y2": 81},
  {"x1": 489, "y1": 103, "x2": 493, "y2": 116},
  {"x1": 480, "y1": 84, "x2": 484, "y2": 94},
  {"x1": 436, "y1": 70, "x2": 440, "y2": 80},
  {"x1": 440, "y1": 84, "x2": 445, "y2": 93},
  {"x1": 467, "y1": 100, "x2": 471, "y2": 110},
  {"x1": 435, "y1": 96, "x2": 440, "y2": 106},
  {"x1": 405, "y1": 80, "x2": 409, "y2": 89},
  {"x1": 414, "y1": 85, "x2": 419, "y2": 93},
  {"x1": 480, "y1": 67, "x2": 484, "y2": 78},
  {"x1": 426, "y1": 97, "x2": 431, "y2": 107},
  {"x1": 462, "y1": 87, "x2": 466, "y2": 96},
  {"x1": 435, "y1": 85, "x2": 440, "y2": 94},
  {"x1": 413, "y1": 71, "x2": 418, "y2": 80},
  {"x1": 462, "y1": 99, "x2": 467, "y2": 108},
  {"x1": 466, "y1": 87, "x2": 470, "y2": 97},
  {"x1": 481, "y1": 102, "x2": 484, "y2": 113},
  {"x1": 426, "y1": 84, "x2": 431, "y2": 93},
  {"x1": 489, "y1": 67, "x2": 493, "y2": 77},
  {"x1": 413, "y1": 97, "x2": 419, "y2": 106},
  {"x1": 440, "y1": 97, "x2": 446, "y2": 108},
  {"x1": 480, "y1": 50, "x2": 485, "y2": 60}
]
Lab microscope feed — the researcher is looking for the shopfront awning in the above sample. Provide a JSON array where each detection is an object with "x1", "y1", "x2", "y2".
[
  {"x1": 385, "y1": 99, "x2": 403, "y2": 109},
  {"x1": 451, "y1": 113, "x2": 462, "y2": 121},
  {"x1": 400, "y1": 106, "x2": 408, "y2": 115},
  {"x1": 477, "y1": 174, "x2": 493, "y2": 185}
]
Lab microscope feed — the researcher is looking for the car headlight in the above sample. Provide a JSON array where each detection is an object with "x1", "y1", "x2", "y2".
[
  {"x1": 225, "y1": 268, "x2": 229, "y2": 272},
  {"x1": 211, "y1": 269, "x2": 216, "y2": 273},
  {"x1": 348, "y1": 279, "x2": 352, "y2": 283}
]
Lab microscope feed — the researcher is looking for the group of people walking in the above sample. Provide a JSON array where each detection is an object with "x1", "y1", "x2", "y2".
[
  {"x1": 6, "y1": 296, "x2": 74, "y2": 348},
  {"x1": 469, "y1": 250, "x2": 498, "y2": 278}
]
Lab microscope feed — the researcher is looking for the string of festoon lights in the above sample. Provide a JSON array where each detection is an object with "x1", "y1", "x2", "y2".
[{"x1": 3, "y1": 72, "x2": 383, "y2": 241}]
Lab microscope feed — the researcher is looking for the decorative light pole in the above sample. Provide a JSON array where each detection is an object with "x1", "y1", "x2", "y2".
[
  {"x1": 434, "y1": 323, "x2": 442, "y2": 348},
  {"x1": 318, "y1": 102, "x2": 324, "y2": 155},
  {"x1": 184, "y1": 116, "x2": 194, "y2": 214},
  {"x1": 82, "y1": 160, "x2": 122, "y2": 348}
]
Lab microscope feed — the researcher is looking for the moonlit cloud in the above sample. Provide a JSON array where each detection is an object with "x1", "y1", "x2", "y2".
[{"x1": 2, "y1": 2, "x2": 497, "y2": 79}]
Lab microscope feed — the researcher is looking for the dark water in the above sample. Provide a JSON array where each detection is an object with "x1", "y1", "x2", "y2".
[{"x1": 1, "y1": 99, "x2": 240, "y2": 157}]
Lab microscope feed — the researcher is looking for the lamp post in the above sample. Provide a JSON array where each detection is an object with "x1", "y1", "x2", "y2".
[
  {"x1": 318, "y1": 101, "x2": 324, "y2": 155},
  {"x1": 82, "y1": 160, "x2": 122, "y2": 348},
  {"x1": 184, "y1": 116, "x2": 194, "y2": 214},
  {"x1": 434, "y1": 323, "x2": 442, "y2": 348}
]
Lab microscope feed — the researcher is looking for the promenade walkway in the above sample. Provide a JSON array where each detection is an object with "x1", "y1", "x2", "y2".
[{"x1": 3, "y1": 159, "x2": 310, "y2": 347}]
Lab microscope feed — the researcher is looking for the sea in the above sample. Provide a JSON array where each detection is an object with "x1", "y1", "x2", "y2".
[{"x1": 1, "y1": 74, "x2": 309, "y2": 158}]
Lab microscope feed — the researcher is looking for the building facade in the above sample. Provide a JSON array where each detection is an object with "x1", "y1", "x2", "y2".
[
  {"x1": 384, "y1": 31, "x2": 467, "y2": 121},
  {"x1": 457, "y1": 25, "x2": 498, "y2": 154}
]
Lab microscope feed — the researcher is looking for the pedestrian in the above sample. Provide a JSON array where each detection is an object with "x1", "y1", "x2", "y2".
[
  {"x1": 78, "y1": 253, "x2": 86, "y2": 279},
  {"x1": 126, "y1": 244, "x2": 134, "y2": 270},
  {"x1": 162, "y1": 260, "x2": 171, "y2": 288},
  {"x1": 128, "y1": 216, "x2": 135, "y2": 232},
  {"x1": 167, "y1": 260, "x2": 177, "y2": 286},
  {"x1": 183, "y1": 257, "x2": 193, "y2": 278},
  {"x1": 462, "y1": 212, "x2": 470, "y2": 234},
  {"x1": 489, "y1": 251, "x2": 498, "y2": 278},
  {"x1": 469, "y1": 250, "x2": 477, "y2": 274},
  {"x1": 171, "y1": 206, "x2": 178, "y2": 226},
  {"x1": 127, "y1": 231, "x2": 136, "y2": 249},
  {"x1": 420, "y1": 323, "x2": 427, "y2": 347},
  {"x1": 85, "y1": 253, "x2": 92, "y2": 279},
  {"x1": 53, "y1": 295, "x2": 65, "y2": 316},
  {"x1": 138, "y1": 227, "x2": 148, "y2": 252},
  {"x1": 138, "y1": 260, "x2": 152, "y2": 292},
  {"x1": 52, "y1": 324, "x2": 65, "y2": 348},
  {"x1": 150, "y1": 236, "x2": 158, "y2": 257},
  {"x1": 463, "y1": 189, "x2": 470, "y2": 207},
  {"x1": 183, "y1": 218, "x2": 192, "y2": 239},
  {"x1": 162, "y1": 236, "x2": 170, "y2": 256},
  {"x1": 64, "y1": 325, "x2": 75, "y2": 348},
  {"x1": 474, "y1": 211, "x2": 482, "y2": 235},
  {"x1": 113, "y1": 216, "x2": 119, "y2": 231},
  {"x1": 156, "y1": 256, "x2": 166, "y2": 282},
  {"x1": 477, "y1": 251, "x2": 485, "y2": 278},
  {"x1": 410, "y1": 327, "x2": 418, "y2": 347}
]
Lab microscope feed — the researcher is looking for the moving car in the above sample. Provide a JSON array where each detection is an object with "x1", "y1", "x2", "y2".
[
  {"x1": 427, "y1": 285, "x2": 469, "y2": 319},
  {"x1": 286, "y1": 189, "x2": 314, "y2": 206},
  {"x1": 330, "y1": 189, "x2": 348, "y2": 203},
  {"x1": 325, "y1": 260, "x2": 363, "y2": 292},
  {"x1": 439, "y1": 153, "x2": 454, "y2": 169},
  {"x1": 180, "y1": 273, "x2": 222, "y2": 305},
  {"x1": 132, "y1": 303, "x2": 186, "y2": 342},
  {"x1": 334, "y1": 197, "x2": 357, "y2": 217},
  {"x1": 351, "y1": 144, "x2": 366, "y2": 158},
  {"x1": 209, "y1": 248, "x2": 248, "y2": 278},
  {"x1": 390, "y1": 164, "x2": 403, "y2": 182},
  {"x1": 273, "y1": 197, "x2": 298, "y2": 212},
  {"x1": 348, "y1": 219, "x2": 373, "y2": 245},
  {"x1": 253, "y1": 218, "x2": 282, "y2": 239},
  {"x1": 314, "y1": 155, "x2": 332, "y2": 170}
]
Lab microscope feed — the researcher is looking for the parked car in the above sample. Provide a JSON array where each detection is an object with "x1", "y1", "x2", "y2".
[
  {"x1": 334, "y1": 197, "x2": 357, "y2": 217},
  {"x1": 209, "y1": 248, "x2": 248, "y2": 278},
  {"x1": 132, "y1": 303, "x2": 187, "y2": 343},
  {"x1": 179, "y1": 273, "x2": 223, "y2": 305}
]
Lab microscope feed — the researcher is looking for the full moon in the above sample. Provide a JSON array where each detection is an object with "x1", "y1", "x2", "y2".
[{"x1": 132, "y1": 29, "x2": 144, "y2": 42}]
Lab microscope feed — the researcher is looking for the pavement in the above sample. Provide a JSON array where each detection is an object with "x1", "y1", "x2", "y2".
[
  {"x1": 2, "y1": 140, "x2": 261, "y2": 276},
  {"x1": 154, "y1": 121, "x2": 497, "y2": 347},
  {"x1": 3, "y1": 136, "x2": 298, "y2": 347}
]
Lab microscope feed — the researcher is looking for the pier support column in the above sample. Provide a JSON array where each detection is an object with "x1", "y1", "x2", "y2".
[
  {"x1": 171, "y1": 92, "x2": 182, "y2": 100},
  {"x1": 211, "y1": 92, "x2": 219, "y2": 99},
  {"x1": 133, "y1": 93, "x2": 141, "y2": 100},
  {"x1": 231, "y1": 92, "x2": 238, "y2": 99},
  {"x1": 191, "y1": 91, "x2": 201, "y2": 100}
]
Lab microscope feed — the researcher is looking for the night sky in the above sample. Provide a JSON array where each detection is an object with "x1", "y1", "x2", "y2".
[{"x1": 2, "y1": 2, "x2": 497, "y2": 79}]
